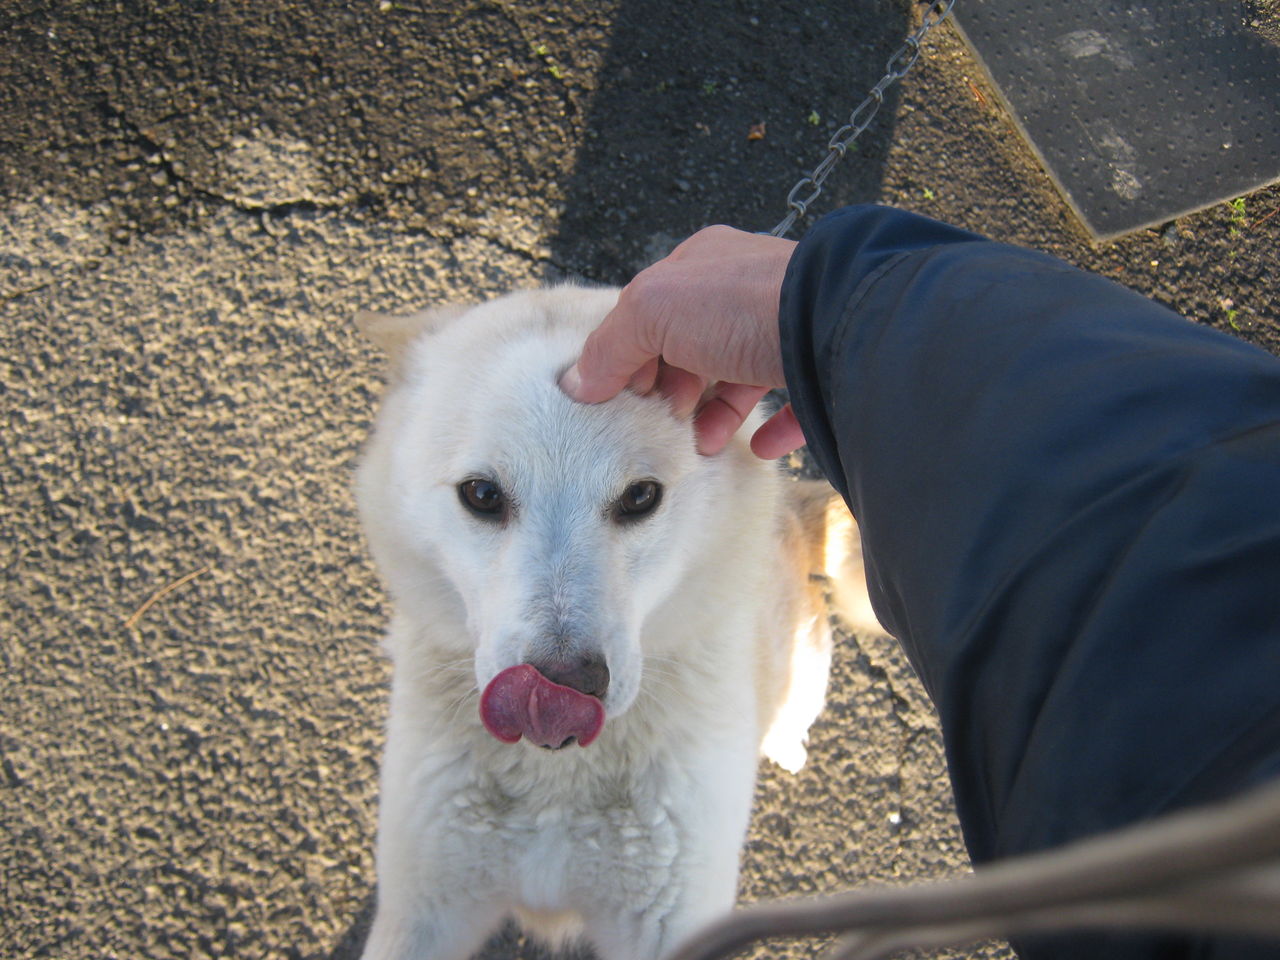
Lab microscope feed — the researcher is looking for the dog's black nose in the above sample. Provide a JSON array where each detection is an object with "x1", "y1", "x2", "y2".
[{"x1": 531, "y1": 654, "x2": 610, "y2": 700}]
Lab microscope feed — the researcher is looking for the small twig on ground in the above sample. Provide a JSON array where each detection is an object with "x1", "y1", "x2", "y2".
[
  {"x1": 124, "y1": 564, "x2": 212, "y2": 630},
  {"x1": 1, "y1": 281, "x2": 52, "y2": 303},
  {"x1": 963, "y1": 76, "x2": 988, "y2": 107},
  {"x1": 1248, "y1": 205, "x2": 1279, "y2": 230}
]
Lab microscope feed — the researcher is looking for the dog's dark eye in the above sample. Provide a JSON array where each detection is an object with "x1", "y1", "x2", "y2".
[
  {"x1": 613, "y1": 480, "x2": 662, "y2": 522},
  {"x1": 458, "y1": 478, "x2": 506, "y2": 520}
]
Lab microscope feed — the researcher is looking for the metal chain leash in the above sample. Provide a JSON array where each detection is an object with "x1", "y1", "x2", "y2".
[{"x1": 768, "y1": 0, "x2": 957, "y2": 238}]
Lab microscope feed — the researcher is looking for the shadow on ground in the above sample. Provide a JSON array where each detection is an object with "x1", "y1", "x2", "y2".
[{"x1": 546, "y1": 0, "x2": 909, "y2": 283}]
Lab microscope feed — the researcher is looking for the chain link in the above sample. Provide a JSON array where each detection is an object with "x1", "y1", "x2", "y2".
[{"x1": 768, "y1": 0, "x2": 956, "y2": 238}]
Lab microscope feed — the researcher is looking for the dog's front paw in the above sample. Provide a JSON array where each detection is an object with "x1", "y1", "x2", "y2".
[{"x1": 760, "y1": 729, "x2": 809, "y2": 774}]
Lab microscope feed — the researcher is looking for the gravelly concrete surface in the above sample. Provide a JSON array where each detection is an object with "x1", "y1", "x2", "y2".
[{"x1": 2, "y1": 2, "x2": 1276, "y2": 959}]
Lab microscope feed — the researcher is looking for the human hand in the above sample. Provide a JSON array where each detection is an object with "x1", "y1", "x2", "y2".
[{"x1": 559, "y1": 225, "x2": 806, "y2": 458}]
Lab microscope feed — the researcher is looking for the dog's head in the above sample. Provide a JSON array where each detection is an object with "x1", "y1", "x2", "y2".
[{"x1": 355, "y1": 288, "x2": 752, "y2": 748}]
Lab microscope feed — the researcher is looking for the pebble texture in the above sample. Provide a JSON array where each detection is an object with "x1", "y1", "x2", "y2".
[{"x1": 2, "y1": 2, "x2": 1277, "y2": 959}]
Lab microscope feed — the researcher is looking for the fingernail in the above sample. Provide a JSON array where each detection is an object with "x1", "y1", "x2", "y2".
[{"x1": 560, "y1": 364, "x2": 583, "y2": 398}]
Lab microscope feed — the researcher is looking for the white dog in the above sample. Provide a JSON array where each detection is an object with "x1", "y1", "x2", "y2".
[{"x1": 353, "y1": 287, "x2": 878, "y2": 960}]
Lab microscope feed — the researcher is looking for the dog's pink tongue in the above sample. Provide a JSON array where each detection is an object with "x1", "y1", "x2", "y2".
[{"x1": 480, "y1": 664, "x2": 605, "y2": 748}]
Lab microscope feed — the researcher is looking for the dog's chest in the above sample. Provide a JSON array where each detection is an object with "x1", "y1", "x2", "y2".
[{"x1": 444, "y1": 764, "x2": 685, "y2": 915}]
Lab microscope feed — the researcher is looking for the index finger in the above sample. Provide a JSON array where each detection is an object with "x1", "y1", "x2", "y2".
[{"x1": 559, "y1": 297, "x2": 665, "y2": 404}]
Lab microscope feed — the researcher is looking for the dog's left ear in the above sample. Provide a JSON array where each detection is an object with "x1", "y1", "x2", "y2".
[{"x1": 355, "y1": 303, "x2": 471, "y2": 374}]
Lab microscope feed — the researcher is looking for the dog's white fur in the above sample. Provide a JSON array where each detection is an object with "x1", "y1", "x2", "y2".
[{"x1": 354, "y1": 287, "x2": 875, "y2": 960}]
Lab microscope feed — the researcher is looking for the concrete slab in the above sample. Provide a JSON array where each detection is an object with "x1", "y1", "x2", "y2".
[{"x1": 951, "y1": 0, "x2": 1280, "y2": 240}]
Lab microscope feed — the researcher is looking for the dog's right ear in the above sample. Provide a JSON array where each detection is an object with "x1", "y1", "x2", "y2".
[{"x1": 355, "y1": 303, "x2": 471, "y2": 375}]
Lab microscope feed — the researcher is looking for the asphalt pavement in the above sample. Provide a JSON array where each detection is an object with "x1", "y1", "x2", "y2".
[{"x1": 2, "y1": 2, "x2": 1276, "y2": 959}]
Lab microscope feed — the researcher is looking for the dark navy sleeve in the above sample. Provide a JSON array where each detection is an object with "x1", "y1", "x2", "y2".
[{"x1": 780, "y1": 205, "x2": 1280, "y2": 960}]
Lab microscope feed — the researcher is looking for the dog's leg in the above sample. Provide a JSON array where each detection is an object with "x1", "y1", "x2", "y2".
[
  {"x1": 364, "y1": 814, "x2": 494, "y2": 959},
  {"x1": 360, "y1": 896, "x2": 496, "y2": 960},
  {"x1": 362, "y1": 687, "x2": 500, "y2": 960},
  {"x1": 759, "y1": 607, "x2": 834, "y2": 774},
  {"x1": 582, "y1": 735, "x2": 758, "y2": 960},
  {"x1": 756, "y1": 481, "x2": 841, "y2": 773},
  {"x1": 584, "y1": 853, "x2": 740, "y2": 960}
]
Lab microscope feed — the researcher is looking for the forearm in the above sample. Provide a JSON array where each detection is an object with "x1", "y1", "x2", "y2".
[{"x1": 780, "y1": 205, "x2": 1280, "y2": 868}]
